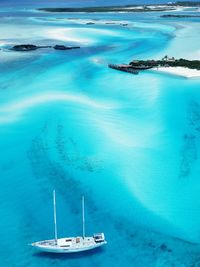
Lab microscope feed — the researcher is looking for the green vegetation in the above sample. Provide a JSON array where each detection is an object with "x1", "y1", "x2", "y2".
[
  {"x1": 38, "y1": 5, "x2": 175, "y2": 13},
  {"x1": 130, "y1": 58, "x2": 200, "y2": 70},
  {"x1": 175, "y1": 1, "x2": 200, "y2": 7},
  {"x1": 38, "y1": 7, "x2": 131, "y2": 12},
  {"x1": 161, "y1": 14, "x2": 200, "y2": 18},
  {"x1": 38, "y1": 1, "x2": 200, "y2": 13}
]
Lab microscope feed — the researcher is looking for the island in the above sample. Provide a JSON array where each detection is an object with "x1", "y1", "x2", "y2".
[
  {"x1": 129, "y1": 57, "x2": 200, "y2": 70},
  {"x1": 12, "y1": 44, "x2": 51, "y2": 51},
  {"x1": 53, "y1": 45, "x2": 80, "y2": 50},
  {"x1": 86, "y1": 22, "x2": 95, "y2": 25},
  {"x1": 161, "y1": 14, "x2": 200, "y2": 18},
  {"x1": 174, "y1": 1, "x2": 200, "y2": 6},
  {"x1": 109, "y1": 56, "x2": 200, "y2": 78},
  {"x1": 11, "y1": 44, "x2": 81, "y2": 52},
  {"x1": 38, "y1": 1, "x2": 200, "y2": 13},
  {"x1": 38, "y1": 6, "x2": 176, "y2": 13}
]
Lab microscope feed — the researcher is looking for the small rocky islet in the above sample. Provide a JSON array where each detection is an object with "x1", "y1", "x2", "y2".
[{"x1": 10, "y1": 44, "x2": 81, "y2": 52}]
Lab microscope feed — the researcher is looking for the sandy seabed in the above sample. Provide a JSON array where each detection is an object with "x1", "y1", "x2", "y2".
[{"x1": 154, "y1": 66, "x2": 200, "y2": 79}]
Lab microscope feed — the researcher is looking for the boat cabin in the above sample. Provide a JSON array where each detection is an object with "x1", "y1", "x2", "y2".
[{"x1": 93, "y1": 233, "x2": 105, "y2": 243}]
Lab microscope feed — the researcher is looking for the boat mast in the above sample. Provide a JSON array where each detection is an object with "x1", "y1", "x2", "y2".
[
  {"x1": 82, "y1": 196, "x2": 85, "y2": 239},
  {"x1": 53, "y1": 190, "x2": 58, "y2": 245}
]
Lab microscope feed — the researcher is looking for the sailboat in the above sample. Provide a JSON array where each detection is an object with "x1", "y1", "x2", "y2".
[{"x1": 31, "y1": 191, "x2": 107, "y2": 253}]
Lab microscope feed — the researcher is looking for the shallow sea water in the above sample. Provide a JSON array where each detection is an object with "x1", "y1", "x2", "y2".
[{"x1": 0, "y1": 8, "x2": 200, "y2": 267}]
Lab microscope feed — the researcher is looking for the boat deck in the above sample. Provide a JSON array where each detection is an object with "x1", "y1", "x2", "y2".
[{"x1": 58, "y1": 237, "x2": 96, "y2": 248}]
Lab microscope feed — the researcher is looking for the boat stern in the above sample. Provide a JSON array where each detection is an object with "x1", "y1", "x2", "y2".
[{"x1": 93, "y1": 233, "x2": 107, "y2": 244}]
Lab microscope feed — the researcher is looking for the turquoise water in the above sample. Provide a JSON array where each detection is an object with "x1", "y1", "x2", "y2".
[{"x1": 0, "y1": 9, "x2": 200, "y2": 267}]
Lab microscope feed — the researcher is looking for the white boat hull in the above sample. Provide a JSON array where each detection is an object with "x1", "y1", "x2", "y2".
[{"x1": 32, "y1": 236, "x2": 107, "y2": 253}]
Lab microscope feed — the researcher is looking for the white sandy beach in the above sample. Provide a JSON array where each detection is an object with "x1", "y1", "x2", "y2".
[{"x1": 153, "y1": 66, "x2": 200, "y2": 79}]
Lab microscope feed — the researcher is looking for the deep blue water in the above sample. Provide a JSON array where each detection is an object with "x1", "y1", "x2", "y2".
[{"x1": 0, "y1": 7, "x2": 200, "y2": 267}]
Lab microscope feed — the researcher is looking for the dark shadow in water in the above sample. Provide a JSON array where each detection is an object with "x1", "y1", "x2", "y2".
[
  {"x1": 33, "y1": 247, "x2": 105, "y2": 261},
  {"x1": 179, "y1": 101, "x2": 200, "y2": 179}
]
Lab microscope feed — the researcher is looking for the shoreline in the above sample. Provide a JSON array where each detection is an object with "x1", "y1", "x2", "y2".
[
  {"x1": 37, "y1": 5, "x2": 180, "y2": 13},
  {"x1": 37, "y1": 2, "x2": 200, "y2": 13},
  {"x1": 153, "y1": 66, "x2": 200, "y2": 79}
]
